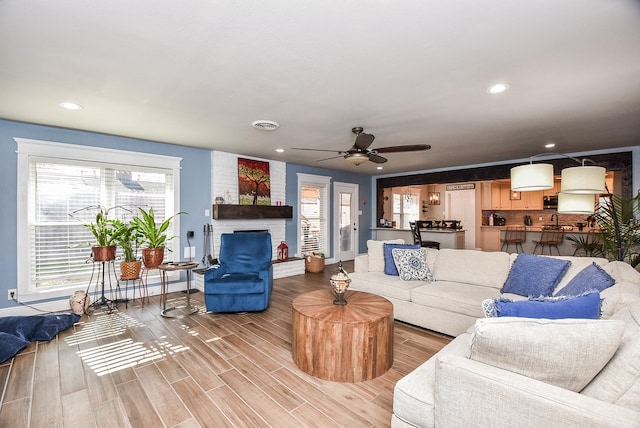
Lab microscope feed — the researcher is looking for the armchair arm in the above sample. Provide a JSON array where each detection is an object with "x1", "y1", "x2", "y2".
[
  {"x1": 204, "y1": 264, "x2": 228, "y2": 280},
  {"x1": 434, "y1": 355, "x2": 640, "y2": 428}
]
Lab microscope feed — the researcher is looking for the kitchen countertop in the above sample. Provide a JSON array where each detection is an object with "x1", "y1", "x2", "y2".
[
  {"x1": 481, "y1": 225, "x2": 599, "y2": 234},
  {"x1": 372, "y1": 227, "x2": 466, "y2": 233}
]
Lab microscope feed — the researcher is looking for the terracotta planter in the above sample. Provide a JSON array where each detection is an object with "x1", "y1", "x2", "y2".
[
  {"x1": 92, "y1": 245, "x2": 116, "y2": 262},
  {"x1": 120, "y1": 260, "x2": 142, "y2": 279},
  {"x1": 142, "y1": 248, "x2": 165, "y2": 268}
]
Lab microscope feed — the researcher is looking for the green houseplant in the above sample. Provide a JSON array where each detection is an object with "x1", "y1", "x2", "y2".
[
  {"x1": 594, "y1": 192, "x2": 640, "y2": 267},
  {"x1": 71, "y1": 207, "x2": 125, "y2": 261},
  {"x1": 114, "y1": 220, "x2": 143, "y2": 279},
  {"x1": 131, "y1": 207, "x2": 182, "y2": 268}
]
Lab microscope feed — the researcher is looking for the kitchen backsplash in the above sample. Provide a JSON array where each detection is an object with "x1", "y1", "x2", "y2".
[{"x1": 481, "y1": 209, "x2": 596, "y2": 229}]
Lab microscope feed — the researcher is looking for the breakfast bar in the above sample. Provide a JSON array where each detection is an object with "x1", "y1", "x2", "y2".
[{"x1": 372, "y1": 227, "x2": 466, "y2": 249}]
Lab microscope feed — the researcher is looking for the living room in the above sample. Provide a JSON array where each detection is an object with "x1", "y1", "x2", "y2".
[{"x1": 1, "y1": 1, "x2": 640, "y2": 427}]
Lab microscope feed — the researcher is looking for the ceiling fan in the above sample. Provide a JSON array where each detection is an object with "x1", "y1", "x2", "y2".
[{"x1": 292, "y1": 127, "x2": 431, "y2": 166}]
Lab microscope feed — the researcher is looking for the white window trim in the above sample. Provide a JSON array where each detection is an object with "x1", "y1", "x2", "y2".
[
  {"x1": 15, "y1": 137, "x2": 182, "y2": 302},
  {"x1": 297, "y1": 173, "x2": 331, "y2": 258}
]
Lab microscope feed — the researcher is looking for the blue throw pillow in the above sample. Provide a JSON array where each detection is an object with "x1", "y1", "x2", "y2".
[
  {"x1": 482, "y1": 292, "x2": 601, "y2": 320},
  {"x1": 501, "y1": 253, "x2": 571, "y2": 297},
  {"x1": 555, "y1": 262, "x2": 615, "y2": 297},
  {"x1": 384, "y1": 243, "x2": 420, "y2": 275}
]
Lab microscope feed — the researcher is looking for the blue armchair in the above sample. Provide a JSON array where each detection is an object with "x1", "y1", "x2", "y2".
[{"x1": 204, "y1": 232, "x2": 273, "y2": 313}]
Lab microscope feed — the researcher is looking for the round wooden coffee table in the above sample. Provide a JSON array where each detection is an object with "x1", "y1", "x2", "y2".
[{"x1": 292, "y1": 289, "x2": 393, "y2": 382}]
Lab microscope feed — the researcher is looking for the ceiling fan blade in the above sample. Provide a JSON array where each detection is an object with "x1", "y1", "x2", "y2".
[
  {"x1": 367, "y1": 154, "x2": 388, "y2": 164},
  {"x1": 291, "y1": 147, "x2": 341, "y2": 153},
  {"x1": 315, "y1": 155, "x2": 344, "y2": 162},
  {"x1": 374, "y1": 144, "x2": 431, "y2": 154},
  {"x1": 353, "y1": 132, "x2": 375, "y2": 150}
]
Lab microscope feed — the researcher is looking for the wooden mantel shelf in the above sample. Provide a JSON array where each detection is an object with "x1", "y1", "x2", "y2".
[{"x1": 212, "y1": 204, "x2": 293, "y2": 220}]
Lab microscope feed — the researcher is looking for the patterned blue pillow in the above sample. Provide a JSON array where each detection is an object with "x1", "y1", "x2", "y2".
[
  {"x1": 501, "y1": 253, "x2": 570, "y2": 297},
  {"x1": 391, "y1": 248, "x2": 434, "y2": 281},
  {"x1": 555, "y1": 262, "x2": 615, "y2": 297},
  {"x1": 383, "y1": 243, "x2": 420, "y2": 275},
  {"x1": 482, "y1": 292, "x2": 601, "y2": 319}
]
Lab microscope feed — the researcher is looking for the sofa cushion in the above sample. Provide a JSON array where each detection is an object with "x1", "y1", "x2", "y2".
[
  {"x1": 384, "y1": 243, "x2": 419, "y2": 276},
  {"x1": 548, "y1": 256, "x2": 609, "y2": 291},
  {"x1": 555, "y1": 262, "x2": 616, "y2": 297},
  {"x1": 392, "y1": 248, "x2": 434, "y2": 281},
  {"x1": 501, "y1": 253, "x2": 570, "y2": 297},
  {"x1": 433, "y1": 249, "x2": 511, "y2": 289},
  {"x1": 412, "y1": 281, "x2": 499, "y2": 318},
  {"x1": 469, "y1": 317, "x2": 624, "y2": 392},
  {"x1": 367, "y1": 239, "x2": 404, "y2": 272},
  {"x1": 392, "y1": 333, "x2": 472, "y2": 428},
  {"x1": 348, "y1": 271, "x2": 422, "y2": 301},
  {"x1": 482, "y1": 292, "x2": 602, "y2": 320},
  {"x1": 581, "y1": 302, "x2": 640, "y2": 410}
]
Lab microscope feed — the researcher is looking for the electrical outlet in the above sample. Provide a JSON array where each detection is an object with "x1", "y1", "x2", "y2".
[
  {"x1": 183, "y1": 246, "x2": 196, "y2": 259},
  {"x1": 187, "y1": 230, "x2": 194, "y2": 239},
  {"x1": 8, "y1": 289, "x2": 16, "y2": 300}
]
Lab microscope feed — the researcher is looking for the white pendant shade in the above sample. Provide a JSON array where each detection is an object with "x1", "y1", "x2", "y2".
[
  {"x1": 510, "y1": 163, "x2": 554, "y2": 191},
  {"x1": 557, "y1": 192, "x2": 596, "y2": 214},
  {"x1": 561, "y1": 166, "x2": 606, "y2": 194}
]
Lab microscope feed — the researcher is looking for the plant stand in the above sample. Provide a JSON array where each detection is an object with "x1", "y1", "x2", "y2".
[{"x1": 86, "y1": 259, "x2": 120, "y2": 312}]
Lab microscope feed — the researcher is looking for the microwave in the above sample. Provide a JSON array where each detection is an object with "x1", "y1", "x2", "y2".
[{"x1": 543, "y1": 195, "x2": 558, "y2": 208}]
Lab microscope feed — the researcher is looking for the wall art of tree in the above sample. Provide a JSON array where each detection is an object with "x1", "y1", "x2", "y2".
[{"x1": 238, "y1": 158, "x2": 271, "y2": 205}]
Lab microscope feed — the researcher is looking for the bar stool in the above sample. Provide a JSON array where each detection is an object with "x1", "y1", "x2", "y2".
[
  {"x1": 501, "y1": 226, "x2": 526, "y2": 253},
  {"x1": 533, "y1": 229, "x2": 564, "y2": 256},
  {"x1": 410, "y1": 221, "x2": 441, "y2": 249}
]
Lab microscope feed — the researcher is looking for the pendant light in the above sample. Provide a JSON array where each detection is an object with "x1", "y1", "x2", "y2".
[
  {"x1": 510, "y1": 163, "x2": 554, "y2": 191},
  {"x1": 561, "y1": 165, "x2": 606, "y2": 194},
  {"x1": 557, "y1": 193, "x2": 596, "y2": 214}
]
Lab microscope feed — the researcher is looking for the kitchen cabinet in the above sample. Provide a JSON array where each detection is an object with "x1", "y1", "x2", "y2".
[
  {"x1": 481, "y1": 227, "x2": 502, "y2": 251},
  {"x1": 491, "y1": 182, "x2": 511, "y2": 210},
  {"x1": 511, "y1": 190, "x2": 544, "y2": 210},
  {"x1": 481, "y1": 182, "x2": 493, "y2": 210}
]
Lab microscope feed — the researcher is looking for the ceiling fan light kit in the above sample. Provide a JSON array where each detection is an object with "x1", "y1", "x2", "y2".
[{"x1": 345, "y1": 153, "x2": 368, "y2": 166}]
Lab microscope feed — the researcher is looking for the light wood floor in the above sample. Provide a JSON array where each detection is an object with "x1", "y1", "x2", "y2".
[{"x1": 0, "y1": 261, "x2": 451, "y2": 428}]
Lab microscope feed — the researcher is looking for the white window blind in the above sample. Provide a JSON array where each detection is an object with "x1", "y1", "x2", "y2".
[
  {"x1": 16, "y1": 138, "x2": 181, "y2": 301},
  {"x1": 297, "y1": 174, "x2": 330, "y2": 256}
]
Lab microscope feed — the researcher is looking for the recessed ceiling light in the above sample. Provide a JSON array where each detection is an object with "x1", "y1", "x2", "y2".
[
  {"x1": 545, "y1": 142, "x2": 556, "y2": 149},
  {"x1": 59, "y1": 101, "x2": 82, "y2": 110},
  {"x1": 275, "y1": 148, "x2": 284, "y2": 153},
  {"x1": 377, "y1": 166, "x2": 383, "y2": 170},
  {"x1": 486, "y1": 83, "x2": 509, "y2": 95},
  {"x1": 251, "y1": 120, "x2": 280, "y2": 131}
]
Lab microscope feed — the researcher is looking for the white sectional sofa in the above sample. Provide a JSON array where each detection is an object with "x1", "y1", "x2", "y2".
[{"x1": 349, "y1": 240, "x2": 640, "y2": 428}]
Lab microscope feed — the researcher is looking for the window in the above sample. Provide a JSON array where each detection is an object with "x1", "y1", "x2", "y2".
[
  {"x1": 297, "y1": 173, "x2": 330, "y2": 256},
  {"x1": 392, "y1": 188, "x2": 420, "y2": 229},
  {"x1": 16, "y1": 138, "x2": 181, "y2": 302}
]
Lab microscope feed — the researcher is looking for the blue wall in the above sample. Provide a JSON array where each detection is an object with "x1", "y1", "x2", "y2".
[
  {"x1": 286, "y1": 163, "x2": 373, "y2": 258},
  {"x1": 0, "y1": 119, "x2": 212, "y2": 310},
  {"x1": 0, "y1": 119, "x2": 375, "y2": 310}
]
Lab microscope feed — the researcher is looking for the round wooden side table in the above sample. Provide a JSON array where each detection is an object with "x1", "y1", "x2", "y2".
[{"x1": 292, "y1": 289, "x2": 394, "y2": 382}]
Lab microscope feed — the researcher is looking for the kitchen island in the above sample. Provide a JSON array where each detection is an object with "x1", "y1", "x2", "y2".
[{"x1": 372, "y1": 227, "x2": 466, "y2": 249}]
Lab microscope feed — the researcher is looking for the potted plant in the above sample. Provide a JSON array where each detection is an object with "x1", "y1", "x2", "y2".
[
  {"x1": 131, "y1": 207, "x2": 182, "y2": 268},
  {"x1": 114, "y1": 220, "x2": 143, "y2": 279},
  {"x1": 71, "y1": 207, "x2": 124, "y2": 261},
  {"x1": 594, "y1": 193, "x2": 640, "y2": 267}
]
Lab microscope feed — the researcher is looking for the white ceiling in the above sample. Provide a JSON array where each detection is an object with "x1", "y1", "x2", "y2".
[{"x1": 1, "y1": 0, "x2": 639, "y2": 175}]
